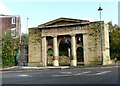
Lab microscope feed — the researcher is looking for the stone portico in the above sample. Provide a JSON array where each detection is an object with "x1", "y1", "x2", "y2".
[{"x1": 28, "y1": 17, "x2": 112, "y2": 67}]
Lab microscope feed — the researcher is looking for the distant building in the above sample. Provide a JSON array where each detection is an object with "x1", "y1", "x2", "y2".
[{"x1": 0, "y1": 14, "x2": 21, "y2": 38}]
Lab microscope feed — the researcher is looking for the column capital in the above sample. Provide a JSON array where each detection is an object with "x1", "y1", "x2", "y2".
[
  {"x1": 83, "y1": 33, "x2": 88, "y2": 35},
  {"x1": 54, "y1": 36, "x2": 57, "y2": 38},
  {"x1": 70, "y1": 34, "x2": 76, "y2": 37},
  {"x1": 41, "y1": 36, "x2": 46, "y2": 38},
  {"x1": 51, "y1": 35, "x2": 57, "y2": 38}
]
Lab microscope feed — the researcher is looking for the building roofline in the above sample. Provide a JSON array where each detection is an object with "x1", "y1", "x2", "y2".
[
  {"x1": 29, "y1": 27, "x2": 38, "y2": 29},
  {"x1": 38, "y1": 17, "x2": 90, "y2": 27},
  {"x1": 39, "y1": 22, "x2": 89, "y2": 29},
  {"x1": 0, "y1": 14, "x2": 20, "y2": 18},
  {"x1": 90, "y1": 21, "x2": 104, "y2": 23}
]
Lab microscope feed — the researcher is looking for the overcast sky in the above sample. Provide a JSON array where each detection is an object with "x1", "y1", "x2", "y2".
[{"x1": 0, "y1": 0, "x2": 119, "y2": 33}]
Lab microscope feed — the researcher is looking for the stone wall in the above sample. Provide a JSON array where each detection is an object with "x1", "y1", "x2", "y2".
[
  {"x1": 47, "y1": 56, "x2": 70, "y2": 66},
  {"x1": 28, "y1": 28, "x2": 42, "y2": 67},
  {"x1": 85, "y1": 21, "x2": 111, "y2": 65},
  {"x1": 85, "y1": 22, "x2": 102, "y2": 65}
]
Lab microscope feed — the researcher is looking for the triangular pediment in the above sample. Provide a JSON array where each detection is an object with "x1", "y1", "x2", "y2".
[{"x1": 38, "y1": 17, "x2": 89, "y2": 28}]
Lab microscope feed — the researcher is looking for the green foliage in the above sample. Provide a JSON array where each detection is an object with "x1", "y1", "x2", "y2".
[
  {"x1": 2, "y1": 30, "x2": 19, "y2": 68},
  {"x1": 109, "y1": 22, "x2": 120, "y2": 60},
  {"x1": 59, "y1": 43, "x2": 70, "y2": 56},
  {"x1": 47, "y1": 48, "x2": 53, "y2": 56},
  {"x1": 21, "y1": 33, "x2": 28, "y2": 45},
  {"x1": 0, "y1": 54, "x2": 2, "y2": 68}
]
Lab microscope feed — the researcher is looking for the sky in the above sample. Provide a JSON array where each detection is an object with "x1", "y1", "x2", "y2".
[
  {"x1": 0, "y1": 0, "x2": 119, "y2": 33},
  {"x1": 118, "y1": 1, "x2": 120, "y2": 27}
]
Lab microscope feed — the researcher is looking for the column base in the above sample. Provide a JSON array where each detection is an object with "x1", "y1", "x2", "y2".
[
  {"x1": 70, "y1": 60, "x2": 77, "y2": 66},
  {"x1": 53, "y1": 60, "x2": 59, "y2": 66},
  {"x1": 103, "y1": 60, "x2": 113, "y2": 65}
]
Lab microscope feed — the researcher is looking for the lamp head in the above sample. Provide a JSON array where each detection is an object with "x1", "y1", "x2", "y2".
[{"x1": 98, "y1": 6, "x2": 103, "y2": 11}]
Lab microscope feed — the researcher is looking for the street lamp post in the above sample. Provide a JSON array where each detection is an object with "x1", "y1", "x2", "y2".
[
  {"x1": 26, "y1": 18, "x2": 29, "y2": 34},
  {"x1": 98, "y1": 5, "x2": 103, "y2": 65}
]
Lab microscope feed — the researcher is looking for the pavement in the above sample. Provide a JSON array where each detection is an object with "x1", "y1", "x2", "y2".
[
  {"x1": 0, "y1": 66, "x2": 70, "y2": 71},
  {"x1": 0, "y1": 60, "x2": 119, "y2": 71},
  {"x1": 0, "y1": 63, "x2": 119, "y2": 71}
]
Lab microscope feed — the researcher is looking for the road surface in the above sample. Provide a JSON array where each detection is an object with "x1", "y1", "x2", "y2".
[{"x1": 1, "y1": 66, "x2": 119, "y2": 85}]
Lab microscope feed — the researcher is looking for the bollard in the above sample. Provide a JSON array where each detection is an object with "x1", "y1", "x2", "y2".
[{"x1": 114, "y1": 58, "x2": 117, "y2": 65}]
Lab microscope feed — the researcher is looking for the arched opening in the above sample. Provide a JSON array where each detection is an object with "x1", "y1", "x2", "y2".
[
  {"x1": 59, "y1": 37, "x2": 71, "y2": 65},
  {"x1": 77, "y1": 47, "x2": 84, "y2": 62},
  {"x1": 47, "y1": 48, "x2": 53, "y2": 66},
  {"x1": 59, "y1": 38, "x2": 71, "y2": 56}
]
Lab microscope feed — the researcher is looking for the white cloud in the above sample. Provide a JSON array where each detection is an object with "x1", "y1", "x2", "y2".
[{"x1": 0, "y1": 1, "x2": 11, "y2": 15}]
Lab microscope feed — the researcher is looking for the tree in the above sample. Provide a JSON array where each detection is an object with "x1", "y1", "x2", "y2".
[
  {"x1": 2, "y1": 30, "x2": 14, "y2": 67},
  {"x1": 108, "y1": 22, "x2": 120, "y2": 60},
  {"x1": 2, "y1": 29, "x2": 20, "y2": 67}
]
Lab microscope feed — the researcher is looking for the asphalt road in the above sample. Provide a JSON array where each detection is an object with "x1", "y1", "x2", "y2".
[{"x1": 1, "y1": 66, "x2": 120, "y2": 85}]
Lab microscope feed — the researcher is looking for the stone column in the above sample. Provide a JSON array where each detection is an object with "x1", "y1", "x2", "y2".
[
  {"x1": 68, "y1": 48, "x2": 71, "y2": 57},
  {"x1": 83, "y1": 34, "x2": 88, "y2": 65},
  {"x1": 53, "y1": 36, "x2": 59, "y2": 66},
  {"x1": 42, "y1": 36, "x2": 47, "y2": 66},
  {"x1": 103, "y1": 24, "x2": 112, "y2": 65},
  {"x1": 71, "y1": 34, "x2": 77, "y2": 66}
]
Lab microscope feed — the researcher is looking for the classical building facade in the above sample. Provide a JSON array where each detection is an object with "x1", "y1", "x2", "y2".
[{"x1": 28, "y1": 17, "x2": 112, "y2": 67}]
